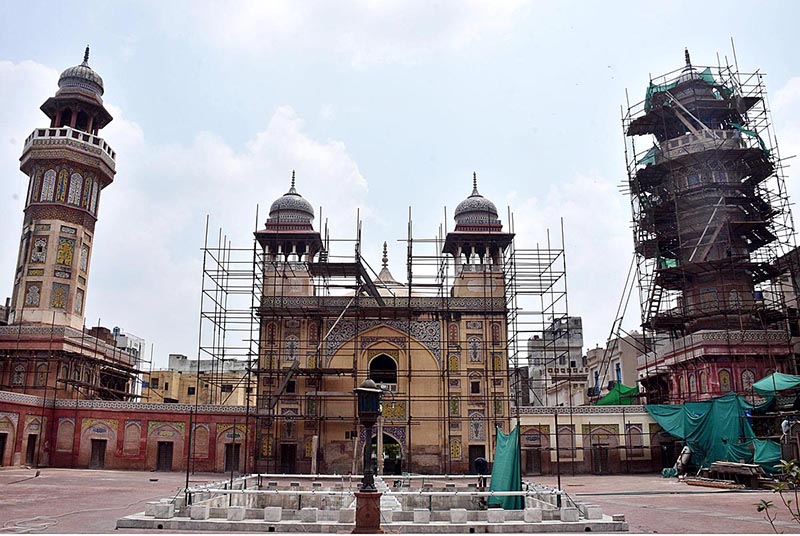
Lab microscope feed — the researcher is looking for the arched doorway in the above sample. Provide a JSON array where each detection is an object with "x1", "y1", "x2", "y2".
[{"x1": 371, "y1": 433, "x2": 402, "y2": 475}]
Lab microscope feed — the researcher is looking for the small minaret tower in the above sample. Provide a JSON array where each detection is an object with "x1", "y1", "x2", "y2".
[
  {"x1": 256, "y1": 171, "x2": 323, "y2": 297},
  {"x1": 443, "y1": 173, "x2": 513, "y2": 297},
  {"x1": 10, "y1": 46, "x2": 116, "y2": 329}
]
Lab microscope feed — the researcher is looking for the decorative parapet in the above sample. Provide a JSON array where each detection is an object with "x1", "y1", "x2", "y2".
[
  {"x1": 260, "y1": 295, "x2": 506, "y2": 312},
  {"x1": 0, "y1": 389, "x2": 248, "y2": 414},
  {"x1": 512, "y1": 405, "x2": 648, "y2": 415},
  {"x1": 636, "y1": 329, "x2": 791, "y2": 370},
  {"x1": 0, "y1": 325, "x2": 137, "y2": 368},
  {"x1": 23, "y1": 127, "x2": 116, "y2": 170}
]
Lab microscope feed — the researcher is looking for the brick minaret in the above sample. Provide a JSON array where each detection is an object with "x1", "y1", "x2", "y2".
[{"x1": 10, "y1": 46, "x2": 115, "y2": 329}]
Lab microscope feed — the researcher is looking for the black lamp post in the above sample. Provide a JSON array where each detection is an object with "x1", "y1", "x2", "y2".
[{"x1": 354, "y1": 378, "x2": 382, "y2": 492}]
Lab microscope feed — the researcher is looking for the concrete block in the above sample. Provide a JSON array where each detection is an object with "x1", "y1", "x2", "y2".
[
  {"x1": 487, "y1": 509, "x2": 505, "y2": 523},
  {"x1": 153, "y1": 503, "x2": 174, "y2": 519},
  {"x1": 585, "y1": 505, "x2": 603, "y2": 520},
  {"x1": 300, "y1": 507, "x2": 318, "y2": 522},
  {"x1": 382, "y1": 510, "x2": 393, "y2": 524},
  {"x1": 339, "y1": 508, "x2": 355, "y2": 523},
  {"x1": 190, "y1": 505, "x2": 210, "y2": 520},
  {"x1": 144, "y1": 502, "x2": 160, "y2": 517},
  {"x1": 524, "y1": 507, "x2": 542, "y2": 523},
  {"x1": 506, "y1": 511, "x2": 523, "y2": 522},
  {"x1": 413, "y1": 509, "x2": 431, "y2": 524},
  {"x1": 451, "y1": 508, "x2": 468, "y2": 524},
  {"x1": 263, "y1": 507, "x2": 282, "y2": 522},
  {"x1": 560, "y1": 507, "x2": 579, "y2": 522},
  {"x1": 227, "y1": 506, "x2": 246, "y2": 521}
]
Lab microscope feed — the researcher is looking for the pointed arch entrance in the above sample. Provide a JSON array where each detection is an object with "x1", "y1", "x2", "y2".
[{"x1": 371, "y1": 433, "x2": 402, "y2": 475}]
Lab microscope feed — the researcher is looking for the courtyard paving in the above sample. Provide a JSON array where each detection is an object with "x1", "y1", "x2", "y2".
[{"x1": 1, "y1": 467, "x2": 799, "y2": 533}]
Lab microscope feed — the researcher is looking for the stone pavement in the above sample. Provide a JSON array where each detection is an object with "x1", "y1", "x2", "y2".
[
  {"x1": 1, "y1": 467, "x2": 799, "y2": 533},
  {"x1": 534, "y1": 474, "x2": 800, "y2": 534}
]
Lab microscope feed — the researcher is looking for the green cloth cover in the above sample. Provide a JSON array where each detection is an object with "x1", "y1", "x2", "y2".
[
  {"x1": 645, "y1": 393, "x2": 757, "y2": 469},
  {"x1": 487, "y1": 425, "x2": 523, "y2": 510},
  {"x1": 597, "y1": 383, "x2": 640, "y2": 406},
  {"x1": 753, "y1": 372, "x2": 800, "y2": 396}
]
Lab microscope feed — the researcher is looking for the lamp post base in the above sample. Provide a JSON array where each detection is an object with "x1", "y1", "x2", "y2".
[{"x1": 352, "y1": 491, "x2": 383, "y2": 534}]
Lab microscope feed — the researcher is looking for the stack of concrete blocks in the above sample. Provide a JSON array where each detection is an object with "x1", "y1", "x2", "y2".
[
  {"x1": 450, "y1": 508, "x2": 468, "y2": 524},
  {"x1": 560, "y1": 506, "x2": 579, "y2": 522},
  {"x1": 300, "y1": 507, "x2": 318, "y2": 523},
  {"x1": 486, "y1": 508, "x2": 505, "y2": 524},
  {"x1": 577, "y1": 502, "x2": 603, "y2": 520},
  {"x1": 339, "y1": 508, "x2": 355, "y2": 524},
  {"x1": 263, "y1": 506, "x2": 281, "y2": 522},
  {"x1": 190, "y1": 505, "x2": 210, "y2": 520},
  {"x1": 227, "y1": 506, "x2": 246, "y2": 521},
  {"x1": 413, "y1": 508, "x2": 430, "y2": 524},
  {"x1": 524, "y1": 507, "x2": 543, "y2": 523}
]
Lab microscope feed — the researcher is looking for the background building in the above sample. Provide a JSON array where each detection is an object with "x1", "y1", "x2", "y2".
[
  {"x1": 524, "y1": 317, "x2": 585, "y2": 406},
  {"x1": 142, "y1": 353, "x2": 254, "y2": 406}
]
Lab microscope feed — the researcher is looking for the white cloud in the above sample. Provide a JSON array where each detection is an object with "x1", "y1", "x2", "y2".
[
  {"x1": 179, "y1": 0, "x2": 529, "y2": 67},
  {"x1": 0, "y1": 60, "x2": 369, "y2": 366}
]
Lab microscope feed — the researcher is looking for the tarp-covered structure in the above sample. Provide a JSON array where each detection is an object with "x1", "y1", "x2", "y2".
[
  {"x1": 487, "y1": 425, "x2": 523, "y2": 510},
  {"x1": 597, "y1": 383, "x2": 640, "y2": 406},
  {"x1": 645, "y1": 393, "x2": 780, "y2": 473},
  {"x1": 753, "y1": 372, "x2": 800, "y2": 396}
]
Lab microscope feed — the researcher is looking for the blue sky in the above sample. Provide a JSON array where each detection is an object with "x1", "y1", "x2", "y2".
[{"x1": 2, "y1": 1, "x2": 800, "y2": 368}]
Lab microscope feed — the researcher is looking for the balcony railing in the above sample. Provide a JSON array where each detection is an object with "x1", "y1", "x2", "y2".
[{"x1": 24, "y1": 126, "x2": 116, "y2": 168}]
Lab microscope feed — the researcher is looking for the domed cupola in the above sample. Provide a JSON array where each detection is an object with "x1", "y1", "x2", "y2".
[
  {"x1": 267, "y1": 171, "x2": 315, "y2": 229},
  {"x1": 453, "y1": 173, "x2": 502, "y2": 230},
  {"x1": 57, "y1": 46, "x2": 105, "y2": 98}
]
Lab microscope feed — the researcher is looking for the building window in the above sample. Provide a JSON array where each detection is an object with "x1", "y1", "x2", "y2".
[
  {"x1": 286, "y1": 380, "x2": 296, "y2": 394},
  {"x1": 150, "y1": 377, "x2": 159, "y2": 389},
  {"x1": 12, "y1": 365, "x2": 25, "y2": 386},
  {"x1": 221, "y1": 384, "x2": 233, "y2": 393},
  {"x1": 687, "y1": 173, "x2": 701, "y2": 187},
  {"x1": 163, "y1": 381, "x2": 169, "y2": 390},
  {"x1": 719, "y1": 369, "x2": 731, "y2": 393},
  {"x1": 626, "y1": 424, "x2": 644, "y2": 457},
  {"x1": 34, "y1": 363, "x2": 48, "y2": 387},
  {"x1": 369, "y1": 354, "x2": 397, "y2": 385},
  {"x1": 557, "y1": 425, "x2": 575, "y2": 459},
  {"x1": 742, "y1": 369, "x2": 756, "y2": 392},
  {"x1": 187, "y1": 386, "x2": 196, "y2": 396},
  {"x1": 471, "y1": 380, "x2": 481, "y2": 394},
  {"x1": 615, "y1": 362, "x2": 621, "y2": 383}
]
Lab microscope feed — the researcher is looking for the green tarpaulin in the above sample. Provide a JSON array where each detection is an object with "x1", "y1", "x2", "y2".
[
  {"x1": 645, "y1": 392, "x2": 780, "y2": 473},
  {"x1": 645, "y1": 68, "x2": 719, "y2": 112},
  {"x1": 487, "y1": 425, "x2": 523, "y2": 510},
  {"x1": 597, "y1": 383, "x2": 640, "y2": 405},
  {"x1": 753, "y1": 372, "x2": 800, "y2": 396}
]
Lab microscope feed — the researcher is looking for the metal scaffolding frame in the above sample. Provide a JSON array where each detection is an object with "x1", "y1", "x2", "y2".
[
  {"x1": 189, "y1": 197, "x2": 574, "y2": 476},
  {"x1": 620, "y1": 49, "x2": 798, "y2": 407}
]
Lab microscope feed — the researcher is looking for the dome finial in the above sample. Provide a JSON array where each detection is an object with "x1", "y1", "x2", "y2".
[
  {"x1": 382, "y1": 242, "x2": 388, "y2": 268},
  {"x1": 684, "y1": 47, "x2": 691, "y2": 67},
  {"x1": 471, "y1": 172, "x2": 480, "y2": 196},
  {"x1": 83, "y1": 45, "x2": 90, "y2": 65},
  {"x1": 291, "y1": 170, "x2": 296, "y2": 189}
]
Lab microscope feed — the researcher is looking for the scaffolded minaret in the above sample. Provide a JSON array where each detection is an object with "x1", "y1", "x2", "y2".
[{"x1": 624, "y1": 49, "x2": 796, "y2": 403}]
